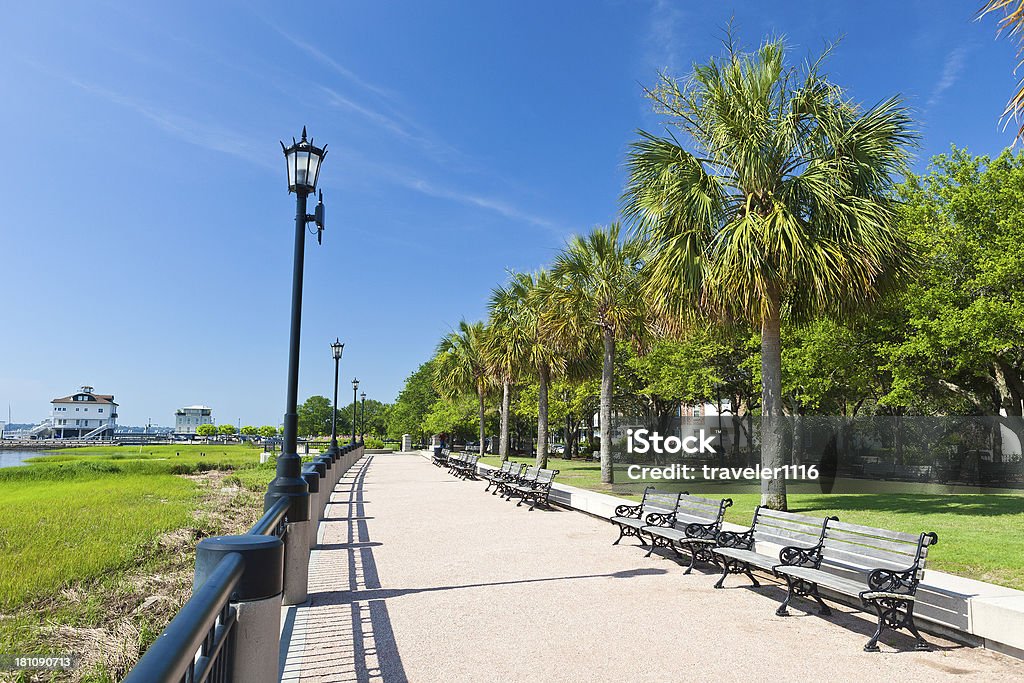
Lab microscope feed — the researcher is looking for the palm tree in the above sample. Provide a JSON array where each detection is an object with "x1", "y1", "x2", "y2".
[
  {"x1": 622, "y1": 36, "x2": 916, "y2": 509},
  {"x1": 979, "y1": 1, "x2": 1024, "y2": 139},
  {"x1": 550, "y1": 224, "x2": 650, "y2": 484},
  {"x1": 490, "y1": 271, "x2": 568, "y2": 468},
  {"x1": 482, "y1": 312, "x2": 520, "y2": 461},
  {"x1": 434, "y1": 320, "x2": 490, "y2": 457}
]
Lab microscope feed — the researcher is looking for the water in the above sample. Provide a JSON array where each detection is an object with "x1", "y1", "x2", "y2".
[{"x1": 0, "y1": 450, "x2": 55, "y2": 468}]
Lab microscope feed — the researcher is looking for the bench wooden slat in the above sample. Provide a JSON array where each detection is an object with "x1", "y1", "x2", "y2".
[
  {"x1": 757, "y1": 508, "x2": 829, "y2": 526},
  {"x1": 819, "y1": 547, "x2": 910, "y2": 571},
  {"x1": 679, "y1": 493, "x2": 724, "y2": 506},
  {"x1": 824, "y1": 529, "x2": 920, "y2": 555},
  {"x1": 828, "y1": 519, "x2": 920, "y2": 544},
  {"x1": 676, "y1": 496, "x2": 720, "y2": 509},
  {"x1": 757, "y1": 516, "x2": 826, "y2": 536},
  {"x1": 822, "y1": 537, "x2": 918, "y2": 566},
  {"x1": 753, "y1": 526, "x2": 823, "y2": 545},
  {"x1": 675, "y1": 511, "x2": 716, "y2": 525}
]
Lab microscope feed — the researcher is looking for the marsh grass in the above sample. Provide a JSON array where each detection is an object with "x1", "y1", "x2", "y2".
[{"x1": 0, "y1": 445, "x2": 274, "y2": 681}]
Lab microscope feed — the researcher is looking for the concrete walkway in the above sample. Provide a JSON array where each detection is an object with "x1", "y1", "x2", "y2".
[{"x1": 279, "y1": 454, "x2": 1024, "y2": 682}]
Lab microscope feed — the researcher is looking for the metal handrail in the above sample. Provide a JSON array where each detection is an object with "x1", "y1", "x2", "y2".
[
  {"x1": 123, "y1": 552, "x2": 244, "y2": 683},
  {"x1": 249, "y1": 496, "x2": 290, "y2": 536}
]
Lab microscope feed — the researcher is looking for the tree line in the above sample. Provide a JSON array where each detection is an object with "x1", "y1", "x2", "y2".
[{"x1": 385, "y1": 34, "x2": 1024, "y2": 511}]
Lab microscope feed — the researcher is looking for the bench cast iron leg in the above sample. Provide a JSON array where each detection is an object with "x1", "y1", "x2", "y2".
[
  {"x1": 863, "y1": 597, "x2": 931, "y2": 653},
  {"x1": 612, "y1": 525, "x2": 626, "y2": 545},
  {"x1": 714, "y1": 559, "x2": 758, "y2": 589},
  {"x1": 776, "y1": 576, "x2": 796, "y2": 616},
  {"x1": 811, "y1": 585, "x2": 831, "y2": 616},
  {"x1": 714, "y1": 563, "x2": 730, "y2": 588},
  {"x1": 683, "y1": 546, "x2": 698, "y2": 575}
]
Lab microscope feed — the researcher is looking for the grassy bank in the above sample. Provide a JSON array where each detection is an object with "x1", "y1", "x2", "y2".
[
  {"x1": 479, "y1": 455, "x2": 1024, "y2": 591},
  {"x1": 0, "y1": 445, "x2": 277, "y2": 682}
]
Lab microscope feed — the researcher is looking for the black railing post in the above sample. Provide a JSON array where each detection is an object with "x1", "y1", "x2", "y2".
[
  {"x1": 194, "y1": 535, "x2": 284, "y2": 683},
  {"x1": 301, "y1": 466, "x2": 321, "y2": 549}
]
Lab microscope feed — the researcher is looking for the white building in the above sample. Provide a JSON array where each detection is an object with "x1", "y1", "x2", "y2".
[
  {"x1": 175, "y1": 405, "x2": 213, "y2": 434},
  {"x1": 51, "y1": 385, "x2": 117, "y2": 439}
]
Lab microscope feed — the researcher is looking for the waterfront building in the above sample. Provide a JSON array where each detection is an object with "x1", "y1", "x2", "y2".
[
  {"x1": 175, "y1": 405, "x2": 213, "y2": 434},
  {"x1": 51, "y1": 385, "x2": 118, "y2": 439}
]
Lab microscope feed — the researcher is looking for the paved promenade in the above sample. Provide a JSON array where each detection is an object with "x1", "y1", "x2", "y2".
[{"x1": 279, "y1": 453, "x2": 1024, "y2": 682}]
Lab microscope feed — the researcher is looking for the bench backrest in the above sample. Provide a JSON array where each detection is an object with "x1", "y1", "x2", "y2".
[
  {"x1": 821, "y1": 520, "x2": 938, "y2": 581},
  {"x1": 535, "y1": 468, "x2": 558, "y2": 487},
  {"x1": 520, "y1": 466, "x2": 540, "y2": 483},
  {"x1": 750, "y1": 507, "x2": 832, "y2": 552},
  {"x1": 495, "y1": 460, "x2": 511, "y2": 475},
  {"x1": 673, "y1": 493, "x2": 731, "y2": 529},
  {"x1": 508, "y1": 462, "x2": 525, "y2": 478},
  {"x1": 638, "y1": 487, "x2": 682, "y2": 517},
  {"x1": 466, "y1": 454, "x2": 479, "y2": 467}
]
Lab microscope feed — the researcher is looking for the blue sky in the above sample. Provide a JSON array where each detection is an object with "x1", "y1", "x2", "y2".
[{"x1": 0, "y1": 1, "x2": 1019, "y2": 427}]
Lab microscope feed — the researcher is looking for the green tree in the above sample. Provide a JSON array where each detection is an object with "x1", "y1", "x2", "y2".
[
  {"x1": 422, "y1": 394, "x2": 480, "y2": 441},
  {"x1": 882, "y1": 148, "x2": 1024, "y2": 446},
  {"x1": 434, "y1": 320, "x2": 491, "y2": 456},
  {"x1": 388, "y1": 361, "x2": 440, "y2": 441},
  {"x1": 483, "y1": 307, "x2": 521, "y2": 461},
  {"x1": 195, "y1": 423, "x2": 217, "y2": 437},
  {"x1": 258, "y1": 425, "x2": 278, "y2": 439},
  {"x1": 240, "y1": 425, "x2": 258, "y2": 436},
  {"x1": 550, "y1": 223, "x2": 650, "y2": 483},
  {"x1": 297, "y1": 395, "x2": 334, "y2": 436},
  {"x1": 218, "y1": 424, "x2": 237, "y2": 436},
  {"x1": 490, "y1": 271, "x2": 573, "y2": 467},
  {"x1": 623, "y1": 36, "x2": 916, "y2": 509}
]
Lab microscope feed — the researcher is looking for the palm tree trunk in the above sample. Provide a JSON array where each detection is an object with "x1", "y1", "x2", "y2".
[
  {"x1": 600, "y1": 326, "x2": 615, "y2": 484},
  {"x1": 760, "y1": 290, "x2": 788, "y2": 510},
  {"x1": 478, "y1": 385, "x2": 486, "y2": 457},
  {"x1": 499, "y1": 381, "x2": 511, "y2": 461},
  {"x1": 537, "y1": 363, "x2": 549, "y2": 468}
]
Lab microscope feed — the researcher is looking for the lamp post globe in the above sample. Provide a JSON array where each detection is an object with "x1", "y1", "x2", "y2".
[
  {"x1": 351, "y1": 378, "x2": 359, "y2": 444},
  {"x1": 264, "y1": 128, "x2": 328, "y2": 522}
]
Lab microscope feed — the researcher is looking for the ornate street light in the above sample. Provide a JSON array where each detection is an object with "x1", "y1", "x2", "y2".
[
  {"x1": 351, "y1": 378, "x2": 359, "y2": 444},
  {"x1": 360, "y1": 391, "x2": 366, "y2": 441},
  {"x1": 265, "y1": 127, "x2": 328, "y2": 523},
  {"x1": 327, "y1": 339, "x2": 344, "y2": 458}
]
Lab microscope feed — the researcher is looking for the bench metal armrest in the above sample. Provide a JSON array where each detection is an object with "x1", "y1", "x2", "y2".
[
  {"x1": 614, "y1": 503, "x2": 642, "y2": 518},
  {"x1": 684, "y1": 522, "x2": 718, "y2": 541},
  {"x1": 864, "y1": 566, "x2": 919, "y2": 596},
  {"x1": 776, "y1": 543, "x2": 823, "y2": 570},
  {"x1": 644, "y1": 511, "x2": 676, "y2": 527},
  {"x1": 716, "y1": 527, "x2": 754, "y2": 550}
]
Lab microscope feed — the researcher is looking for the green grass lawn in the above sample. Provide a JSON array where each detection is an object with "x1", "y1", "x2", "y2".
[
  {"x1": 0, "y1": 445, "x2": 277, "y2": 681},
  {"x1": 480, "y1": 455, "x2": 1024, "y2": 591},
  {"x1": 0, "y1": 470, "x2": 197, "y2": 609}
]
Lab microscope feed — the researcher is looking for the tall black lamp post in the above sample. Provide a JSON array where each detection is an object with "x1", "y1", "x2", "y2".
[
  {"x1": 265, "y1": 127, "x2": 327, "y2": 522},
  {"x1": 360, "y1": 391, "x2": 366, "y2": 441},
  {"x1": 350, "y1": 378, "x2": 359, "y2": 444},
  {"x1": 327, "y1": 339, "x2": 344, "y2": 457}
]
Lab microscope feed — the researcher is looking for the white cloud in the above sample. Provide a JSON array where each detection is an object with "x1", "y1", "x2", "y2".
[
  {"x1": 399, "y1": 175, "x2": 564, "y2": 235},
  {"x1": 927, "y1": 46, "x2": 968, "y2": 109},
  {"x1": 647, "y1": 0, "x2": 687, "y2": 72},
  {"x1": 268, "y1": 25, "x2": 398, "y2": 103},
  {"x1": 24, "y1": 60, "x2": 274, "y2": 170}
]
